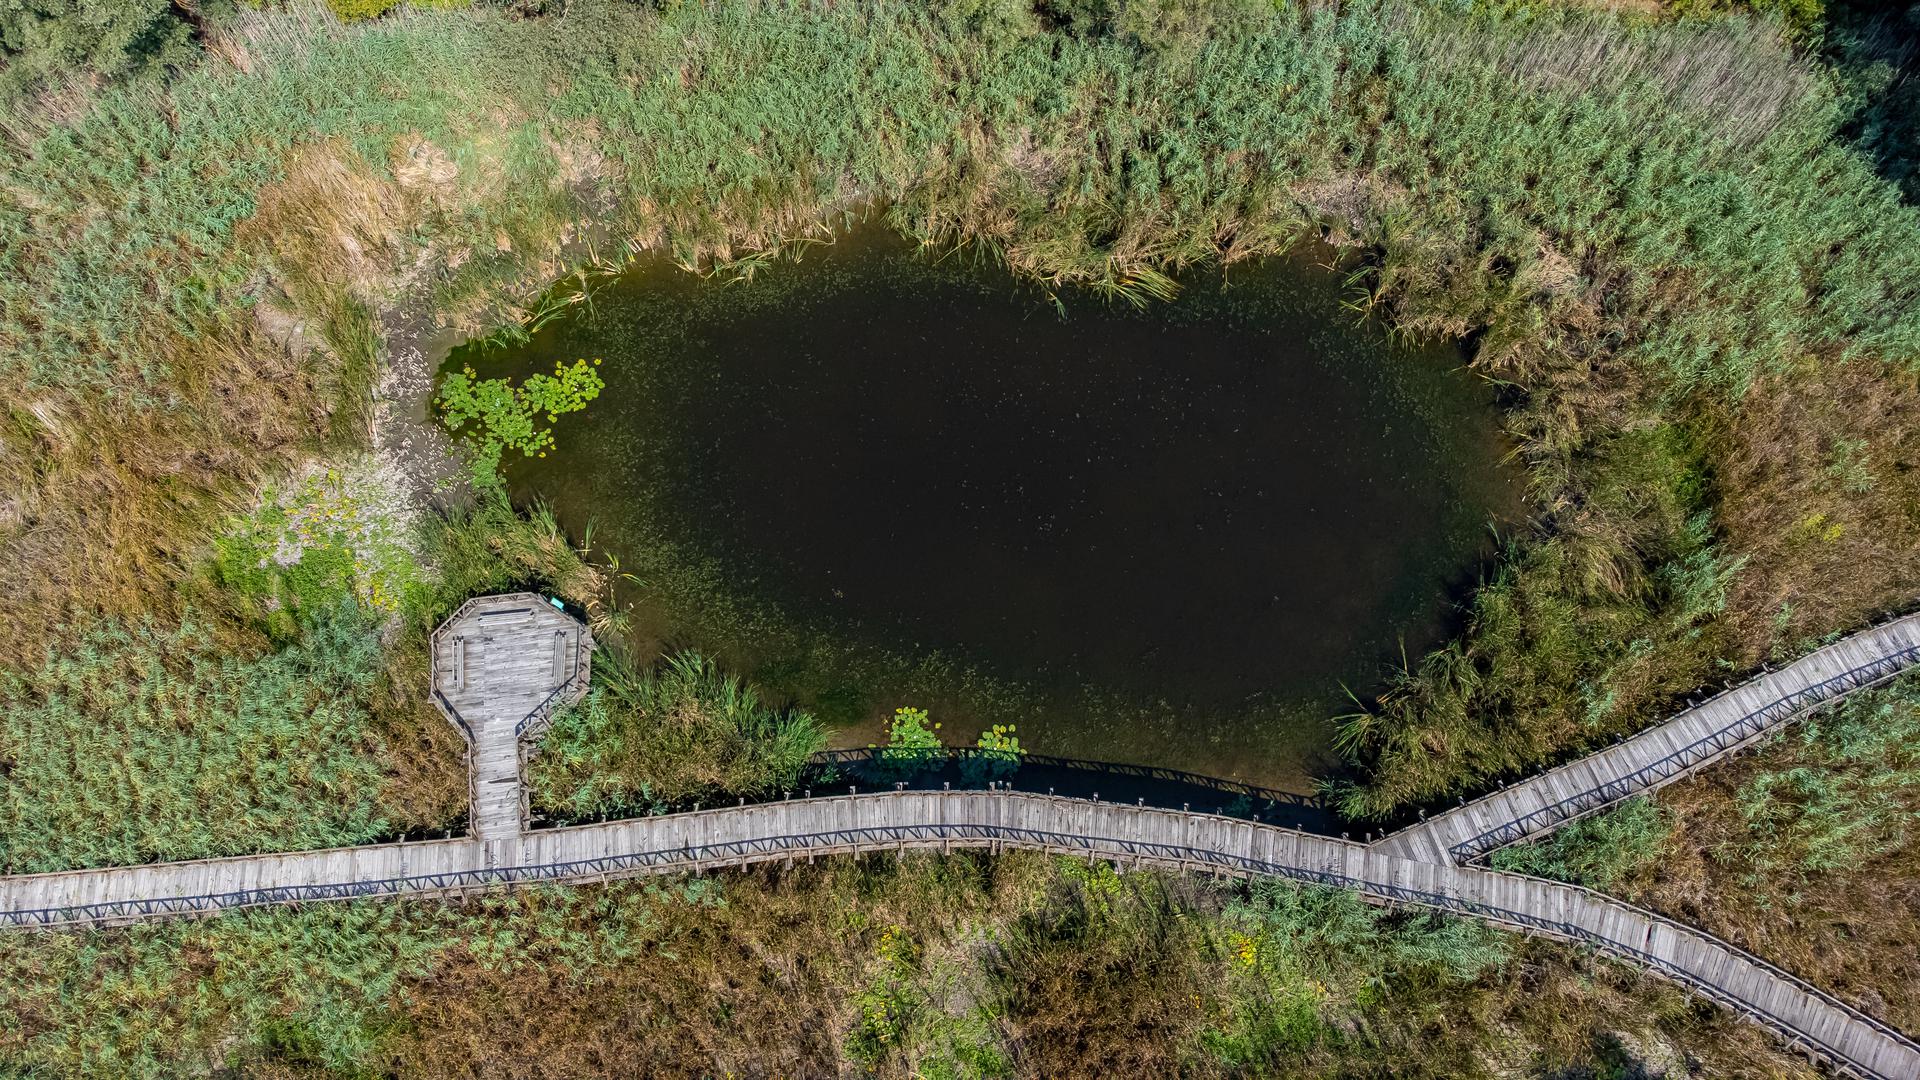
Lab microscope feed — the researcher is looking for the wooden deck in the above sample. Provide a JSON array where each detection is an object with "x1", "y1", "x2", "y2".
[
  {"x1": 1, "y1": 594, "x2": 1917, "y2": 1077},
  {"x1": 0, "y1": 791, "x2": 1914, "y2": 1079},
  {"x1": 1373, "y1": 612, "x2": 1920, "y2": 866},
  {"x1": 428, "y1": 593, "x2": 592, "y2": 841}
]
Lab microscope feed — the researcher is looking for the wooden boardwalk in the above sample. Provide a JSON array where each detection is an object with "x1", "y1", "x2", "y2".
[
  {"x1": 1374, "y1": 612, "x2": 1920, "y2": 866},
  {"x1": 429, "y1": 594, "x2": 591, "y2": 841},
  {"x1": 0, "y1": 791, "x2": 1913, "y2": 1079},
  {"x1": 2, "y1": 595, "x2": 1918, "y2": 1077}
]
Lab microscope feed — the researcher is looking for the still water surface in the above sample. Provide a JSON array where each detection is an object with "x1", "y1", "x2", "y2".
[{"x1": 459, "y1": 225, "x2": 1521, "y2": 791}]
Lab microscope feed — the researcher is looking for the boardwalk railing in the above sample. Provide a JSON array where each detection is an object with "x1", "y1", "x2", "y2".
[
  {"x1": 12, "y1": 597, "x2": 1920, "y2": 1075},
  {"x1": 806, "y1": 747, "x2": 1322, "y2": 809},
  {"x1": 1438, "y1": 639, "x2": 1920, "y2": 864},
  {"x1": 1372, "y1": 612, "x2": 1920, "y2": 866},
  {"x1": 513, "y1": 624, "x2": 594, "y2": 740},
  {"x1": 431, "y1": 690, "x2": 474, "y2": 741},
  {"x1": 514, "y1": 665, "x2": 592, "y2": 739},
  {"x1": 2, "y1": 793, "x2": 1915, "y2": 1078}
]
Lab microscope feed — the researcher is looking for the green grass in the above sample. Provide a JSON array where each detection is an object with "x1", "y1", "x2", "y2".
[
  {"x1": 1199, "y1": 879, "x2": 1511, "y2": 1066},
  {"x1": 1491, "y1": 797, "x2": 1676, "y2": 890},
  {"x1": 10, "y1": 2, "x2": 1916, "y2": 402},
  {"x1": 0, "y1": 857, "x2": 1814, "y2": 1078},
  {"x1": 0, "y1": 6, "x2": 1909, "y2": 1070},
  {"x1": 528, "y1": 650, "x2": 827, "y2": 819},
  {"x1": 1491, "y1": 672, "x2": 1920, "y2": 893},
  {"x1": 0, "y1": 879, "x2": 714, "y2": 1078},
  {"x1": 1733, "y1": 670, "x2": 1920, "y2": 874},
  {"x1": 1, "y1": 8, "x2": 528, "y2": 397},
  {"x1": 0, "y1": 479, "x2": 645, "y2": 874},
  {"x1": 0, "y1": 600, "x2": 401, "y2": 873},
  {"x1": 0, "y1": 0, "x2": 1914, "y2": 945}
]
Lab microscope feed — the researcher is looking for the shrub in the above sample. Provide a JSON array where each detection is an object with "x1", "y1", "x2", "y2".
[
  {"x1": 959, "y1": 723, "x2": 1024, "y2": 786},
  {"x1": 0, "y1": 0, "x2": 194, "y2": 101},
  {"x1": 870, "y1": 706, "x2": 944, "y2": 783},
  {"x1": 210, "y1": 458, "x2": 427, "y2": 639},
  {"x1": 529, "y1": 651, "x2": 826, "y2": 817},
  {"x1": 1490, "y1": 797, "x2": 1675, "y2": 890},
  {"x1": 328, "y1": 0, "x2": 471, "y2": 21}
]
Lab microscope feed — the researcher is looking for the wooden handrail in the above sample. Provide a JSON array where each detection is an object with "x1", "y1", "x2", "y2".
[
  {"x1": 1375, "y1": 613, "x2": 1920, "y2": 865},
  {"x1": 0, "y1": 792, "x2": 1913, "y2": 1078}
]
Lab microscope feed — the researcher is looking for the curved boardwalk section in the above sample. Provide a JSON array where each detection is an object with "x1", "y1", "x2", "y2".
[
  {"x1": 0, "y1": 792, "x2": 1914, "y2": 1079},
  {"x1": 1374, "y1": 613, "x2": 1920, "y2": 866}
]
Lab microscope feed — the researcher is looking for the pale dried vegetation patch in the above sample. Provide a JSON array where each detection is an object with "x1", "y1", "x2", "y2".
[
  {"x1": 1715, "y1": 358, "x2": 1920, "y2": 657},
  {"x1": 248, "y1": 140, "x2": 420, "y2": 303},
  {"x1": 1623, "y1": 763, "x2": 1920, "y2": 1033},
  {"x1": 0, "y1": 320, "x2": 335, "y2": 665}
]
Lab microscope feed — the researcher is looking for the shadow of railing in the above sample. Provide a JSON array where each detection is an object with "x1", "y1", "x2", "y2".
[{"x1": 801, "y1": 748, "x2": 1342, "y2": 834}]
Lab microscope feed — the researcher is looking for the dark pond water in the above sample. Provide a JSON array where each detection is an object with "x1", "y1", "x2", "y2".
[{"x1": 456, "y1": 224, "x2": 1522, "y2": 791}]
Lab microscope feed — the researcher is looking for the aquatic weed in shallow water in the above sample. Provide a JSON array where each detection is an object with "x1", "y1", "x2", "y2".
[{"x1": 462, "y1": 225, "x2": 1522, "y2": 789}]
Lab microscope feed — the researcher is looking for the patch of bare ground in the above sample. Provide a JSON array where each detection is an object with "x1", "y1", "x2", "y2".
[{"x1": 373, "y1": 294, "x2": 471, "y2": 507}]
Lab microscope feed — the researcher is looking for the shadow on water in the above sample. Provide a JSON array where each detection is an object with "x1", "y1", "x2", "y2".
[
  {"x1": 464, "y1": 220, "x2": 1527, "y2": 795},
  {"x1": 528, "y1": 750, "x2": 1343, "y2": 836},
  {"x1": 1829, "y1": 3, "x2": 1920, "y2": 203},
  {"x1": 804, "y1": 748, "x2": 1342, "y2": 833}
]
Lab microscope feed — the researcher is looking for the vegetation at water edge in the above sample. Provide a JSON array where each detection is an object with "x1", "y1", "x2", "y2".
[{"x1": 0, "y1": 0, "x2": 1916, "y2": 1073}]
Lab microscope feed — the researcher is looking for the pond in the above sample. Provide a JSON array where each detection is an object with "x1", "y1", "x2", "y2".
[{"x1": 454, "y1": 223, "x2": 1522, "y2": 793}]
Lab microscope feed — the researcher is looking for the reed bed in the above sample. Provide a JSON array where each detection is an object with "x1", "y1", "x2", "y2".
[
  {"x1": 0, "y1": 0, "x2": 1915, "y2": 944},
  {"x1": 0, "y1": 854, "x2": 1818, "y2": 1078}
]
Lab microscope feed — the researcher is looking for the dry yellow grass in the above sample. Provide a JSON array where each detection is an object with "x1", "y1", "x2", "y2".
[
  {"x1": 1715, "y1": 357, "x2": 1920, "y2": 660},
  {"x1": 1617, "y1": 759, "x2": 1920, "y2": 1033}
]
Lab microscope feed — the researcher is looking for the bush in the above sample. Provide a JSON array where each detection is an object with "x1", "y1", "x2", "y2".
[
  {"x1": 529, "y1": 651, "x2": 825, "y2": 816},
  {"x1": 0, "y1": 0, "x2": 194, "y2": 101},
  {"x1": 870, "y1": 706, "x2": 944, "y2": 784},
  {"x1": 326, "y1": 0, "x2": 402, "y2": 19},
  {"x1": 1490, "y1": 797, "x2": 1675, "y2": 890},
  {"x1": 327, "y1": 0, "x2": 472, "y2": 21},
  {"x1": 210, "y1": 458, "x2": 427, "y2": 639},
  {"x1": 958, "y1": 723, "x2": 1024, "y2": 786}
]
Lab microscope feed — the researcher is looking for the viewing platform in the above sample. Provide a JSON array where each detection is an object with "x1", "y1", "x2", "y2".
[{"x1": 429, "y1": 593, "x2": 592, "y2": 843}]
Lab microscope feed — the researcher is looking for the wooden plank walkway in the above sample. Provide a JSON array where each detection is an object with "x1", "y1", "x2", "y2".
[
  {"x1": 0, "y1": 791, "x2": 1913, "y2": 1079},
  {"x1": 429, "y1": 594, "x2": 591, "y2": 841},
  {"x1": 1373, "y1": 612, "x2": 1920, "y2": 866},
  {"x1": 4, "y1": 595, "x2": 1918, "y2": 1077}
]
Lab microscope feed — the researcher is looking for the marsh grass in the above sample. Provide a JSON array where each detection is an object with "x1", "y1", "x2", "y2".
[
  {"x1": 0, "y1": 601, "x2": 403, "y2": 873},
  {"x1": 1491, "y1": 797, "x2": 1676, "y2": 891},
  {"x1": 0, "y1": 0, "x2": 1916, "y2": 910},
  {"x1": 0, "y1": 3, "x2": 1906, "y2": 1072},
  {"x1": 418, "y1": 495, "x2": 612, "y2": 626},
  {"x1": 0, "y1": 855, "x2": 1821, "y2": 1078},
  {"x1": 1490, "y1": 674, "x2": 1920, "y2": 1030},
  {"x1": 1732, "y1": 683, "x2": 1920, "y2": 875},
  {"x1": 528, "y1": 650, "x2": 827, "y2": 820}
]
